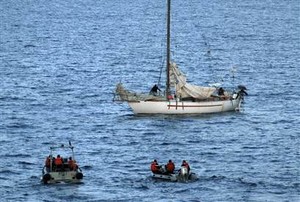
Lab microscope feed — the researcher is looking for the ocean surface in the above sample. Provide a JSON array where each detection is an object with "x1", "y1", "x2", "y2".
[{"x1": 1, "y1": 0, "x2": 299, "y2": 201}]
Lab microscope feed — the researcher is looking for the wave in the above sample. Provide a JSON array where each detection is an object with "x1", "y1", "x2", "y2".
[
  {"x1": 3, "y1": 154, "x2": 31, "y2": 158},
  {"x1": 237, "y1": 177, "x2": 258, "y2": 187},
  {"x1": 174, "y1": 188, "x2": 190, "y2": 193},
  {"x1": 18, "y1": 161, "x2": 35, "y2": 165},
  {"x1": 81, "y1": 165, "x2": 93, "y2": 170},
  {"x1": 0, "y1": 169, "x2": 20, "y2": 175},
  {"x1": 201, "y1": 175, "x2": 258, "y2": 188},
  {"x1": 24, "y1": 44, "x2": 36, "y2": 48},
  {"x1": 134, "y1": 184, "x2": 149, "y2": 190}
]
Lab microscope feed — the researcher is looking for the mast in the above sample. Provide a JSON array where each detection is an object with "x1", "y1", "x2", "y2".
[{"x1": 166, "y1": 0, "x2": 171, "y2": 97}]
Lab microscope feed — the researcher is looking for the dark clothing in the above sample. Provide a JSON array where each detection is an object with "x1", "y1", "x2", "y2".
[
  {"x1": 45, "y1": 157, "x2": 51, "y2": 168},
  {"x1": 150, "y1": 85, "x2": 161, "y2": 95},
  {"x1": 218, "y1": 87, "x2": 225, "y2": 96},
  {"x1": 241, "y1": 89, "x2": 248, "y2": 96}
]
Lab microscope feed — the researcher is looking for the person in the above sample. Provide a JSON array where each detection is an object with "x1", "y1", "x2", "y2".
[
  {"x1": 218, "y1": 87, "x2": 225, "y2": 96},
  {"x1": 165, "y1": 160, "x2": 175, "y2": 174},
  {"x1": 45, "y1": 155, "x2": 51, "y2": 168},
  {"x1": 51, "y1": 156, "x2": 56, "y2": 170},
  {"x1": 54, "y1": 155, "x2": 63, "y2": 170},
  {"x1": 45, "y1": 155, "x2": 51, "y2": 171},
  {"x1": 149, "y1": 84, "x2": 161, "y2": 96},
  {"x1": 68, "y1": 157, "x2": 77, "y2": 171},
  {"x1": 181, "y1": 160, "x2": 190, "y2": 173},
  {"x1": 150, "y1": 159, "x2": 162, "y2": 174}
]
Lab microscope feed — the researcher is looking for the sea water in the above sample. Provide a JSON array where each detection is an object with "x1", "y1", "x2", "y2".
[{"x1": 0, "y1": 0, "x2": 299, "y2": 201}]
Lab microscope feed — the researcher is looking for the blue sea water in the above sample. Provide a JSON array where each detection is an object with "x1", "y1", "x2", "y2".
[{"x1": 0, "y1": 0, "x2": 299, "y2": 201}]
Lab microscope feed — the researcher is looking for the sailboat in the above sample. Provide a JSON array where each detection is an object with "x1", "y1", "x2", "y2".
[{"x1": 115, "y1": 0, "x2": 247, "y2": 114}]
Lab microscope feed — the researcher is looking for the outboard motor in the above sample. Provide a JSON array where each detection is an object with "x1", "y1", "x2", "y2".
[
  {"x1": 76, "y1": 172, "x2": 83, "y2": 180},
  {"x1": 236, "y1": 85, "x2": 248, "y2": 100},
  {"x1": 43, "y1": 173, "x2": 51, "y2": 184}
]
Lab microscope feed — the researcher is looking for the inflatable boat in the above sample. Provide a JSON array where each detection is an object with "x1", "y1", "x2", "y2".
[
  {"x1": 41, "y1": 142, "x2": 83, "y2": 184},
  {"x1": 152, "y1": 166, "x2": 198, "y2": 182}
]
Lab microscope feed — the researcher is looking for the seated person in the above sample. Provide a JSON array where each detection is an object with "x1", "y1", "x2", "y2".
[
  {"x1": 165, "y1": 159, "x2": 175, "y2": 174},
  {"x1": 51, "y1": 157, "x2": 56, "y2": 171},
  {"x1": 45, "y1": 155, "x2": 51, "y2": 168},
  {"x1": 218, "y1": 87, "x2": 228, "y2": 100},
  {"x1": 68, "y1": 157, "x2": 78, "y2": 171},
  {"x1": 218, "y1": 87, "x2": 225, "y2": 96},
  {"x1": 150, "y1": 159, "x2": 163, "y2": 174},
  {"x1": 45, "y1": 155, "x2": 51, "y2": 171},
  {"x1": 54, "y1": 155, "x2": 63, "y2": 171},
  {"x1": 181, "y1": 160, "x2": 190, "y2": 173}
]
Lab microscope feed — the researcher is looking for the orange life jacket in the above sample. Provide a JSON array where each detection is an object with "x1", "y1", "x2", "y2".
[
  {"x1": 151, "y1": 162, "x2": 159, "y2": 172},
  {"x1": 68, "y1": 160, "x2": 77, "y2": 170},
  {"x1": 55, "y1": 157, "x2": 63, "y2": 166},
  {"x1": 166, "y1": 162, "x2": 175, "y2": 172}
]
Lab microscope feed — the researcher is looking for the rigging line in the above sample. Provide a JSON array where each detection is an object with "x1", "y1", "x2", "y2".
[
  {"x1": 157, "y1": 36, "x2": 166, "y2": 86},
  {"x1": 158, "y1": 7, "x2": 169, "y2": 88},
  {"x1": 202, "y1": 34, "x2": 216, "y2": 83}
]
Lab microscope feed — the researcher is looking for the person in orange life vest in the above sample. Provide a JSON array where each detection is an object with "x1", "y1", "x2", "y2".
[
  {"x1": 68, "y1": 157, "x2": 77, "y2": 171},
  {"x1": 55, "y1": 155, "x2": 63, "y2": 169},
  {"x1": 45, "y1": 155, "x2": 51, "y2": 168},
  {"x1": 150, "y1": 159, "x2": 162, "y2": 174},
  {"x1": 165, "y1": 159, "x2": 175, "y2": 174},
  {"x1": 181, "y1": 160, "x2": 190, "y2": 173}
]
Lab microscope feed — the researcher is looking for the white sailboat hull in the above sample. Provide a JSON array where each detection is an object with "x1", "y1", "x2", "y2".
[{"x1": 128, "y1": 99, "x2": 242, "y2": 114}]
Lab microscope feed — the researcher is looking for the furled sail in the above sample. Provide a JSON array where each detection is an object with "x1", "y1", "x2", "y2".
[
  {"x1": 115, "y1": 83, "x2": 165, "y2": 102},
  {"x1": 169, "y1": 63, "x2": 216, "y2": 99}
]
